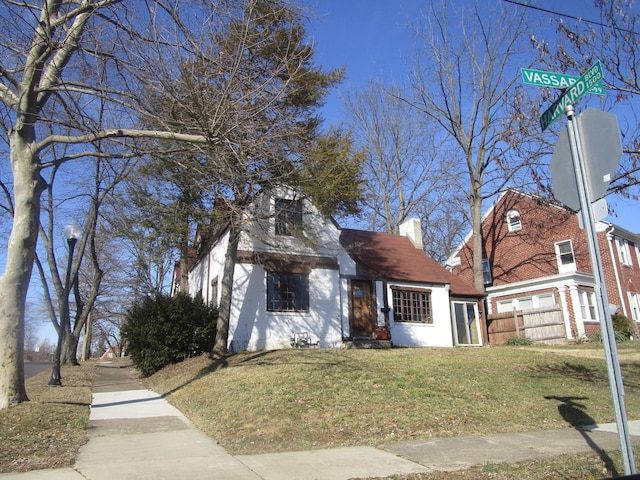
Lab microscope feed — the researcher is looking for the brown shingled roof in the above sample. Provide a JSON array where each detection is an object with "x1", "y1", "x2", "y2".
[{"x1": 339, "y1": 229, "x2": 484, "y2": 298}]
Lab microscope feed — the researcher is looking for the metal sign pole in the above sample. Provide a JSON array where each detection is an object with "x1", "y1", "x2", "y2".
[{"x1": 565, "y1": 105, "x2": 635, "y2": 475}]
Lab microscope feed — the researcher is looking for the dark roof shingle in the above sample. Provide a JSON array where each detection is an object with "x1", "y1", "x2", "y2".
[{"x1": 339, "y1": 229, "x2": 483, "y2": 297}]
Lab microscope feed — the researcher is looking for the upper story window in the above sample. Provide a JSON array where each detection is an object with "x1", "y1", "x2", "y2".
[
  {"x1": 506, "y1": 209, "x2": 522, "y2": 232},
  {"x1": 616, "y1": 237, "x2": 633, "y2": 266},
  {"x1": 275, "y1": 198, "x2": 302, "y2": 236},
  {"x1": 482, "y1": 258, "x2": 492, "y2": 286},
  {"x1": 555, "y1": 240, "x2": 576, "y2": 273}
]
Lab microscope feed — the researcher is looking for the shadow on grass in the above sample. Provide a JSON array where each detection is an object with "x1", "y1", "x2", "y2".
[
  {"x1": 545, "y1": 395, "x2": 618, "y2": 477},
  {"x1": 620, "y1": 362, "x2": 640, "y2": 392},
  {"x1": 228, "y1": 349, "x2": 349, "y2": 368},
  {"x1": 158, "y1": 349, "x2": 349, "y2": 399},
  {"x1": 41, "y1": 401, "x2": 92, "y2": 406},
  {"x1": 529, "y1": 361, "x2": 604, "y2": 383},
  {"x1": 158, "y1": 354, "x2": 230, "y2": 399}
]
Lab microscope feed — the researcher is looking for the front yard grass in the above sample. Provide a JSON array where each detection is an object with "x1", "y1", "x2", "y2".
[
  {"x1": 0, "y1": 362, "x2": 94, "y2": 473},
  {"x1": 2, "y1": 343, "x2": 640, "y2": 478},
  {"x1": 146, "y1": 344, "x2": 640, "y2": 456}
]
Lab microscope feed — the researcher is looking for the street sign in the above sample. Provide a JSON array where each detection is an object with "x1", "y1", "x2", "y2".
[
  {"x1": 549, "y1": 103, "x2": 635, "y2": 476},
  {"x1": 578, "y1": 198, "x2": 609, "y2": 229},
  {"x1": 521, "y1": 68, "x2": 605, "y2": 95},
  {"x1": 550, "y1": 108, "x2": 622, "y2": 211},
  {"x1": 540, "y1": 61, "x2": 603, "y2": 132},
  {"x1": 576, "y1": 109, "x2": 623, "y2": 201}
]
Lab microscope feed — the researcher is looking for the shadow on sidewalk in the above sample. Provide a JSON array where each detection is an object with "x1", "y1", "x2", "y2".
[{"x1": 545, "y1": 395, "x2": 618, "y2": 477}]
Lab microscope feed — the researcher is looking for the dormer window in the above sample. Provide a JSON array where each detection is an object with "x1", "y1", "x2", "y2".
[
  {"x1": 275, "y1": 198, "x2": 302, "y2": 236},
  {"x1": 506, "y1": 209, "x2": 522, "y2": 232}
]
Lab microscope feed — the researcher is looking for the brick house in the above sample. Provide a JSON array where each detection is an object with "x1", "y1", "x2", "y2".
[{"x1": 447, "y1": 189, "x2": 640, "y2": 340}]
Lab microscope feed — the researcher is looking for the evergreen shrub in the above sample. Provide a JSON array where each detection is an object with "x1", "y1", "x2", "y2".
[{"x1": 122, "y1": 293, "x2": 217, "y2": 376}]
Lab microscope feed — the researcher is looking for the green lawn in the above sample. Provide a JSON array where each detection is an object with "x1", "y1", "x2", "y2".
[
  {"x1": 146, "y1": 344, "x2": 640, "y2": 456},
  {"x1": 0, "y1": 362, "x2": 94, "y2": 473},
  {"x1": 3, "y1": 344, "x2": 639, "y2": 478}
]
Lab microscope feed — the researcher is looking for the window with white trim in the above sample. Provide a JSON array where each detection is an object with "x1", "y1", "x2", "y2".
[
  {"x1": 506, "y1": 209, "x2": 522, "y2": 232},
  {"x1": 616, "y1": 237, "x2": 633, "y2": 266},
  {"x1": 578, "y1": 289, "x2": 597, "y2": 322},
  {"x1": 555, "y1": 240, "x2": 576, "y2": 273},
  {"x1": 518, "y1": 297, "x2": 534, "y2": 311},
  {"x1": 629, "y1": 292, "x2": 640, "y2": 323},
  {"x1": 497, "y1": 299, "x2": 513, "y2": 313},
  {"x1": 496, "y1": 293, "x2": 555, "y2": 313},
  {"x1": 538, "y1": 293, "x2": 555, "y2": 308},
  {"x1": 482, "y1": 258, "x2": 492, "y2": 285},
  {"x1": 635, "y1": 244, "x2": 640, "y2": 267},
  {"x1": 392, "y1": 288, "x2": 432, "y2": 323}
]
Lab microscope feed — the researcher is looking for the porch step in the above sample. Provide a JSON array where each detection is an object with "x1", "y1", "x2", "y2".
[{"x1": 346, "y1": 338, "x2": 393, "y2": 349}]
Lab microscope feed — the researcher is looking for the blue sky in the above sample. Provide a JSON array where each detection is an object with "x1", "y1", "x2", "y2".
[
  {"x1": 6, "y1": 0, "x2": 640, "y2": 343},
  {"x1": 302, "y1": 0, "x2": 639, "y2": 233}
]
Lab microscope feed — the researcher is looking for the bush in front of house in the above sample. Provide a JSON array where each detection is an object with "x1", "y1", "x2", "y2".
[
  {"x1": 612, "y1": 314, "x2": 636, "y2": 340},
  {"x1": 588, "y1": 315, "x2": 636, "y2": 344},
  {"x1": 122, "y1": 293, "x2": 217, "y2": 376},
  {"x1": 504, "y1": 336, "x2": 533, "y2": 346}
]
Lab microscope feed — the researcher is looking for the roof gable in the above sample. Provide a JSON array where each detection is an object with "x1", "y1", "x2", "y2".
[{"x1": 340, "y1": 229, "x2": 483, "y2": 297}]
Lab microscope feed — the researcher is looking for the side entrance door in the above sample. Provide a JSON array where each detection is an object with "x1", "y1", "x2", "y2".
[
  {"x1": 452, "y1": 301, "x2": 482, "y2": 346},
  {"x1": 350, "y1": 280, "x2": 376, "y2": 337}
]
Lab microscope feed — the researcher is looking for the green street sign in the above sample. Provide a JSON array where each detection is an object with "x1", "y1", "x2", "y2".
[
  {"x1": 540, "y1": 61, "x2": 603, "y2": 132},
  {"x1": 521, "y1": 68, "x2": 605, "y2": 95}
]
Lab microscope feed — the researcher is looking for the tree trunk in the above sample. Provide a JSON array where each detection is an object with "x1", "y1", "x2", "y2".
[
  {"x1": 0, "y1": 131, "x2": 45, "y2": 409},
  {"x1": 64, "y1": 280, "x2": 84, "y2": 366},
  {"x1": 470, "y1": 185, "x2": 485, "y2": 292},
  {"x1": 82, "y1": 313, "x2": 92, "y2": 361},
  {"x1": 211, "y1": 224, "x2": 240, "y2": 356},
  {"x1": 64, "y1": 332, "x2": 80, "y2": 366}
]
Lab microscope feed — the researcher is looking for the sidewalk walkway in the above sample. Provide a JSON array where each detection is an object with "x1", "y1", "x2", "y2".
[{"x1": 2, "y1": 358, "x2": 640, "y2": 479}]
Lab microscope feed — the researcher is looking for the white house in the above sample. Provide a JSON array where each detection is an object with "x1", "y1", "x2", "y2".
[{"x1": 181, "y1": 189, "x2": 485, "y2": 351}]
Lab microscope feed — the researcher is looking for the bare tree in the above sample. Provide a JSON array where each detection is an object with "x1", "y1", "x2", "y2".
[
  {"x1": 531, "y1": 0, "x2": 640, "y2": 199},
  {"x1": 343, "y1": 80, "x2": 457, "y2": 235},
  {"x1": 405, "y1": 1, "x2": 539, "y2": 290},
  {"x1": 0, "y1": 0, "x2": 343, "y2": 409}
]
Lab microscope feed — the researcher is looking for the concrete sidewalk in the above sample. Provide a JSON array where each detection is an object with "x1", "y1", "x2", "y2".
[{"x1": 2, "y1": 358, "x2": 640, "y2": 479}]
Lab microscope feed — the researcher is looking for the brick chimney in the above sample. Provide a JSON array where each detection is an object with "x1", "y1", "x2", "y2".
[{"x1": 399, "y1": 218, "x2": 424, "y2": 249}]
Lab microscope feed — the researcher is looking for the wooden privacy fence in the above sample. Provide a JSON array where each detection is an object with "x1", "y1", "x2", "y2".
[{"x1": 487, "y1": 306, "x2": 566, "y2": 345}]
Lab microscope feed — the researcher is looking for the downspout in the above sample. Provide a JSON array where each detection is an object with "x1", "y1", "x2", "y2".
[
  {"x1": 607, "y1": 226, "x2": 628, "y2": 318},
  {"x1": 206, "y1": 249, "x2": 211, "y2": 304}
]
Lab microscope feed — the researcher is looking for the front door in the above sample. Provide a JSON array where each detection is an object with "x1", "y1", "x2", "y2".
[{"x1": 350, "y1": 280, "x2": 376, "y2": 337}]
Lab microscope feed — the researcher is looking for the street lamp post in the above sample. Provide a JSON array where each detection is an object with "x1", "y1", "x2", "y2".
[{"x1": 49, "y1": 221, "x2": 81, "y2": 386}]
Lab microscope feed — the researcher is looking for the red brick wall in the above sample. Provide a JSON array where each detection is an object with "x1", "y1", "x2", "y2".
[
  {"x1": 601, "y1": 232, "x2": 640, "y2": 334},
  {"x1": 452, "y1": 190, "x2": 591, "y2": 285},
  {"x1": 451, "y1": 190, "x2": 640, "y2": 337}
]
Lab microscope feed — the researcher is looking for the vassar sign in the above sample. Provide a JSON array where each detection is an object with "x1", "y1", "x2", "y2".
[{"x1": 521, "y1": 68, "x2": 605, "y2": 95}]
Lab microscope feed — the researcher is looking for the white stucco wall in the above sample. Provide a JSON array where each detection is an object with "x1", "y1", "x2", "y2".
[
  {"x1": 227, "y1": 263, "x2": 344, "y2": 351},
  {"x1": 386, "y1": 282, "x2": 455, "y2": 347},
  {"x1": 189, "y1": 230, "x2": 229, "y2": 306},
  {"x1": 186, "y1": 189, "x2": 464, "y2": 351}
]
